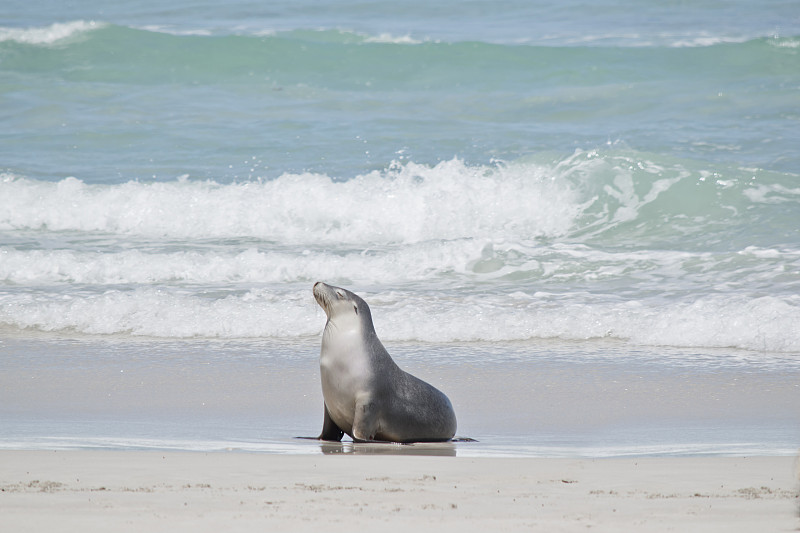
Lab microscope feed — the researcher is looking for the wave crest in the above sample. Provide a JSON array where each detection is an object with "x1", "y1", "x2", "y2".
[
  {"x1": 0, "y1": 20, "x2": 103, "y2": 45},
  {"x1": 0, "y1": 159, "x2": 580, "y2": 244},
  {"x1": 2, "y1": 151, "x2": 797, "y2": 250}
]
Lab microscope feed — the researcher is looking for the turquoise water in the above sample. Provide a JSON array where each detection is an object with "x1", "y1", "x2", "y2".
[
  {"x1": 1, "y1": 1, "x2": 799, "y2": 455},
  {"x1": 2, "y1": 19, "x2": 799, "y2": 182}
]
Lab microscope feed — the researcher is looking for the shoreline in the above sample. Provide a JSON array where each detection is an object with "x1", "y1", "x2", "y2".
[
  {"x1": 1, "y1": 436, "x2": 799, "y2": 459},
  {"x1": 1, "y1": 450, "x2": 797, "y2": 532}
]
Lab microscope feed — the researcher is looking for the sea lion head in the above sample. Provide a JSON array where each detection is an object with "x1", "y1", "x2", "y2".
[{"x1": 313, "y1": 282, "x2": 374, "y2": 333}]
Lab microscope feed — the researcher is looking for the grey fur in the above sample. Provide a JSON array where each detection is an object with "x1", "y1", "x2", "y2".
[{"x1": 312, "y1": 282, "x2": 457, "y2": 443}]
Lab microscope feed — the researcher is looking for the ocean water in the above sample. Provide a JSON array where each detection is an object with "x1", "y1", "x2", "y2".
[{"x1": 1, "y1": 0, "x2": 799, "y2": 456}]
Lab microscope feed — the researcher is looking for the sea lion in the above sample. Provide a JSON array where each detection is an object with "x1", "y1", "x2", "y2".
[{"x1": 311, "y1": 282, "x2": 457, "y2": 443}]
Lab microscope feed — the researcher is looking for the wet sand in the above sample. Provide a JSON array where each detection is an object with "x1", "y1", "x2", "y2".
[{"x1": 3, "y1": 338, "x2": 799, "y2": 456}]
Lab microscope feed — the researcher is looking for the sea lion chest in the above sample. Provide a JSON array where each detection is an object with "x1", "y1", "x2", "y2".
[{"x1": 319, "y1": 329, "x2": 375, "y2": 427}]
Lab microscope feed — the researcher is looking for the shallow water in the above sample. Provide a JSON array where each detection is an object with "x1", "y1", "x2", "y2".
[{"x1": 2, "y1": 335, "x2": 797, "y2": 456}]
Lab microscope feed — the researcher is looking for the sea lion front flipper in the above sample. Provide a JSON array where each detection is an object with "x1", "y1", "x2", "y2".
[{"x1": 317, "y1": 403, "x2": 344, "y2": 442}]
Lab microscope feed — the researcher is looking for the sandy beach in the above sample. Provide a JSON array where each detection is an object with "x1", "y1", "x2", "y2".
[{"x1": 1, "y1": 450, "x2": 797, "y2": 532}]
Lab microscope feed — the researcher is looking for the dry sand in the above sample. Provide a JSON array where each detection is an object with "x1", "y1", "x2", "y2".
[{"x1": 1, "y1": 450, "x2": 798, "y2": 532}]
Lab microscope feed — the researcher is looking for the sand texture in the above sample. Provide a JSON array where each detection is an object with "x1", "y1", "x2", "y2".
[{"x1": 1, "y1": 450, "x2": 798, "y2": 532}]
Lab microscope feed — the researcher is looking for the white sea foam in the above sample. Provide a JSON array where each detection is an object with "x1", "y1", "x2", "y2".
[
  {"x1": 743, "y1": 183, "x2": 800, "y2": 204},
  {"x1": 1, "y1": 286, "x2": 798, "y2": 352},
  {"x1": 361, "y1": 32, "x2": 424, "y2": 45},
  {"x1": 669, "y1": 35, "x2": 751, "y2": 48},
  {"x1": 4, "y1": 153, "x2": 785, "y2": 251},
  {"x1": 533, "y1": 31, "x2": 753, "y2": 48},
  {"x1": 1, "y1": 155, "x2": 797, "y2": 353},
  {"x1": 0, "y1": 288, "x2": 318, "y2": 338},
  {"x1": 769, "y1": 37, "x2": 800, "y2": 49},
  {"x1": 0, "y1": 159, "x2": 580, "y2": 244},
  {"x1": 2, "y1": 241, "x2": 796, "y2": 297},
  {"x1": 0, "y1": 241, "x2": 484, "y2": 286},
  {"x1": 370, "y1": 292, "x2": 800, "y2": 352},
  {"x1": 136, "y1": 25, "x2": 213, "y2": 37},
  {"x1": 0, "y1": 20, "x2": 102, "y2": 45}
]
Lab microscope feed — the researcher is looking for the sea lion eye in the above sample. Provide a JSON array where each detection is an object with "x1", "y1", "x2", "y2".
[
  {"x1": 353, "y1": 304, "x2": 358, "y2": 315},
  {"x1": 336, "y1": 290, "x2": 345, "y2": 298}
]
